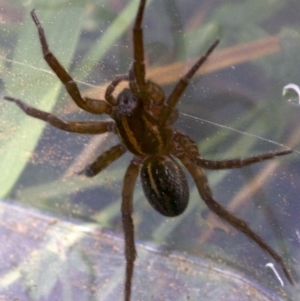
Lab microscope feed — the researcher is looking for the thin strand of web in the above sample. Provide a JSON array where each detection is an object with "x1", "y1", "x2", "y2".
[
  {"x1": 3, "y1": 56, "x2": 297, "y2": 154},
  {"x1": 180, "y1": 112, "x2": 298, "y2": 154},
  {"x1": 1, "y1": 56, "x2": 97, "y2": 89}
]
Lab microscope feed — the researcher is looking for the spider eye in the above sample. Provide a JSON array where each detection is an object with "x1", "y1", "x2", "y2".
[
  {"x1": 140, "y1": 155, "x2": 189, "y2": 217},
  {"x1": 116, "y1": 88, "x2": 138, "y2": 114}
]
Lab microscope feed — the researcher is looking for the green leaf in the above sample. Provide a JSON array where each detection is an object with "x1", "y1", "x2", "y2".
[{"x1": 0, "y1": 0, "x2": 88, "y2": 196}]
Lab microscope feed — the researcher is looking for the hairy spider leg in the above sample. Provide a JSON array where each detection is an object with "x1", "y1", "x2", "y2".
[
  {"x1": 129, "y1": 0, "x2": 166, "y2": 108},
  {"x1": 175, "y1": 132, "x2": 293, "y2": 169},
  {"x1": 121, "y1": 160, "x2": 140, "y2": 301},
  {"x1": 80, "y1": 144, "x2": 127, "y2": 177},
  {"x1": 3, "y1": 96, "x2": 114, "y2": 134},
  {"x1": 30, "y1": 10, "x2": 111, "y2": 113},
  {"x1": 179, "y1": 154, "x2": 294, "y2": 285},
  {"x1": 159, "y1": 39, "x2": 220, "y2": 125},
  {"x1": 132, "y1": 0, "x2": 147, "y2": 89},
  {"x1": 195, "y1": 150, "x2": 292, "y2": 169}
]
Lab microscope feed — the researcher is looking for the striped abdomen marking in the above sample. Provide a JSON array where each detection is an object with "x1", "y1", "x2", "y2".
[{"x1": 140, "y1": 155, "x2": 189, "y2": 217}]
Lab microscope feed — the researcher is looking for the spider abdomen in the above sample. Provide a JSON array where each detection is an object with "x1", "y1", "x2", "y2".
[{"x1": 140, "y1": 155, "x2": 189, "y2": 217}]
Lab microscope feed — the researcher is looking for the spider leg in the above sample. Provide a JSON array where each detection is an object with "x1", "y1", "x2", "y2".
[
  {"x1": 30, "y1": 10, "x2": 112, "y2": 112},
  {"x1": 122, "y1": 159, "x2": 139, "y2": 301},
  {"x1": 195, "y1": 150, "x2": 292, "y2": 170},
  {"x1": 132, "y1": 0, "x2": 147, "y2": 89},
  {"x1": 3, "y1": 96, "x2": 115, "y2": 134},
  {"x1": 159, "y1": 40, "x2": 219, "y2": 125},
  {"x1": 129, "y1": 0, "x2": 168, "y2": 108},
  {"x1": 175, "y1": 131, "x2": 292, "y2": 169},
  {"x1": 179, "y1": 154, "x2": 294, "y2": 285},
  {"x1": 79, "y1": 144, "x2": 126, "y2": 176}
]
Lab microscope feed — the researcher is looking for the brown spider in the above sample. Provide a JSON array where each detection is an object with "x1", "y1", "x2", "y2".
[{"x1": 4, "y1": 0, "x2": 293, "y2": 300}]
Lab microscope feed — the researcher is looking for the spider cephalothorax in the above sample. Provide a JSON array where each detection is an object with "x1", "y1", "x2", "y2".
[
  {"x1": 3, "y1": 0, "x2": 293, "y2": 300},
  {"x1": 113, "y1": 88, "x2": 170, "y2": 156}
]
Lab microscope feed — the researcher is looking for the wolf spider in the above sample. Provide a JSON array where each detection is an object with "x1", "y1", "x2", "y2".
[{"x1": 4, "y1": 0, "x2": 293, "y2": 300}]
